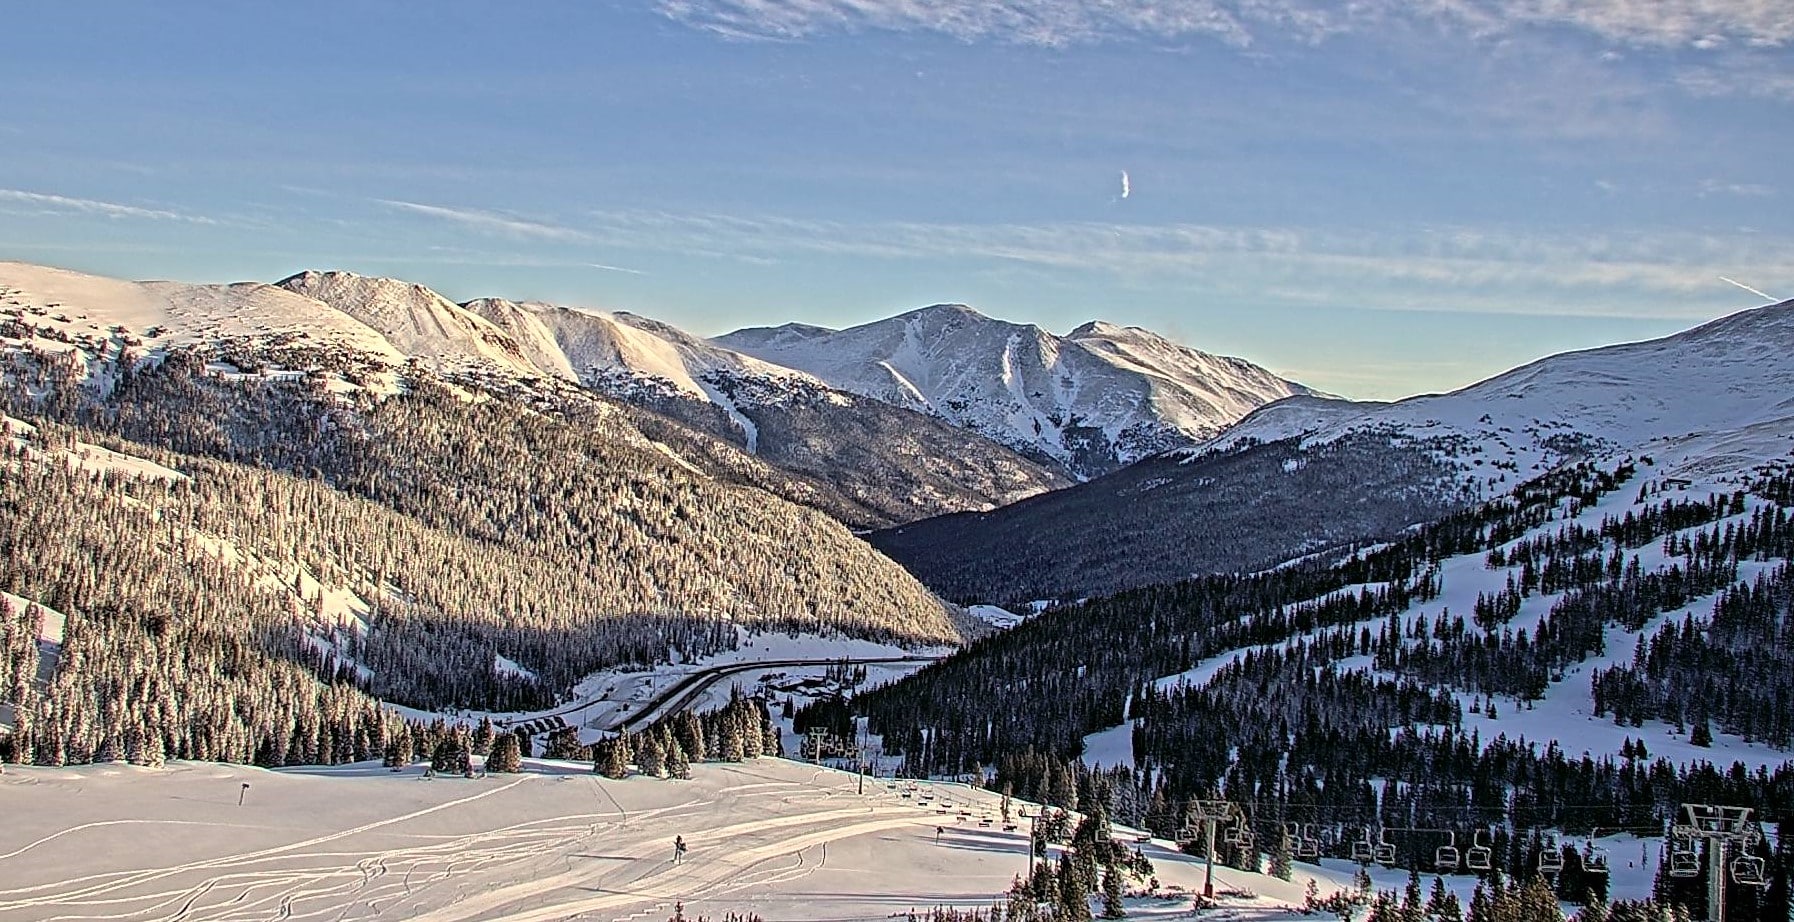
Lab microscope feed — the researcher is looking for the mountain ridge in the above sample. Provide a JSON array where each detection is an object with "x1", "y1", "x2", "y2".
[
  {"x1": 717, "y1": 302, "x2": 1315, "y2": 478},
  {"x1": 870, "y1": 298, "x2": 1794, "y2": 603}
]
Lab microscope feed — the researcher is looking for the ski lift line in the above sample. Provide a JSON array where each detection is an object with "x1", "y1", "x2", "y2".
[{"x1": 1160, "y1": 797, "x2": 1737, "y2": 815}]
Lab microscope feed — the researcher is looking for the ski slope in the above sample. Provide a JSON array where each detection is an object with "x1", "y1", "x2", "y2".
[
  {"x1": 1080, "y1": 468, "x2": 1794, "y2": 776},
  {"x1": 1, "y1": 756, "x2": 1392, "y2": 922}
]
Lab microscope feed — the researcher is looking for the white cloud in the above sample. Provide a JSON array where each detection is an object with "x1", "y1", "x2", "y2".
[
  {"x1": 657, "y1": 0, "x2": 1794, "y2": 49},
  {"x1": 0, "y1": 188, "x2": 216, "y2": 224},
  {"x1": 1675, "y1": 59, "x2": 1794, "y2": 100},
  {"x1": 1699, "y1": 179, "x2": 1776, "y2": 197},
  {"x1": 378, "y1": 199, "x2": 592, "y2": 242},
  {"x1": 576, "y1": 209, "x2": 1794, "y2": 318}
]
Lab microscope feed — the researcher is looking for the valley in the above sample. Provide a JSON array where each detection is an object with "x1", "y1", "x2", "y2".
[{"x1": 3, "y1": 259, "x2": 1793, "y2": 922}]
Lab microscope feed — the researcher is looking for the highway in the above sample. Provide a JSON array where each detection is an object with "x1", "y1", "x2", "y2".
[{"x1": 506, "y1": 654, "x2": 940, "y2": 738}]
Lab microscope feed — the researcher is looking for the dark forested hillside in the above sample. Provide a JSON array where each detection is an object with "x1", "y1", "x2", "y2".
[
  {"x1": 1, "y1": 342, "x2": 961, "y2": 748},
  {"x1": 835, "y1": 460, "x2": 1794, "y2": 900},
  {"x1": 869, "y1": 433, "x2": 1466, "y2": 604}
]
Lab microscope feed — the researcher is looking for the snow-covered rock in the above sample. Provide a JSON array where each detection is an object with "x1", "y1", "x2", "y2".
[{"x1": 720, "y1": 304, "x2": 1314, "y2": 478}]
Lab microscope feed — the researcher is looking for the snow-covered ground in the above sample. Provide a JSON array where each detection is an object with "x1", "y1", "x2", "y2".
[
  {"x1": 0, "y1": 756, "x2": 1403, "y2": 922},
  {"x1": 1081, "y1": 469, "x2": 1794, "y2": 774}
]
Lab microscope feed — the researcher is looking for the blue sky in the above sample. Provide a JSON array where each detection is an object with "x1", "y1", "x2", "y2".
[{"x1": 2, "y1": 1, "x2": 1790, "y2": 398}]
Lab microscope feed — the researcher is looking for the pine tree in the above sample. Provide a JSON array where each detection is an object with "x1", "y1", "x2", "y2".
[
  {"x1": 487, "y1": 732, "x2": 522, "y2": 773},
  {"x1": 1100, "y1": 863, "x2": 1126, "y2": 919},
  {"x1": 637, "y1": 733, "x2": 666, "y2": 778},
  {"x1": 665, "y1": 736, "x2": 691, "y2": 780},
  {"x1": 597, "y1": 736, "x2": 630, "y2": 779},
  {"x1": 431, "y1": 734, "x2": 470, "y2": 774},
  {"x1": 1271, "y1": 825, "x2": 1295, "y2": 881},
  {"x1": 1401, "y1": 870, "x2": 1424, "y2": 922},
  {"x1": 1690, "y1": 717, "x2": 1713, "y2": 748},
  {"x1": 1006, "y1": 875, "x2": 1039, "y2": 922},
  {"x1": 1058, "y1": 851, "x2": 1091, "y2": 921}
]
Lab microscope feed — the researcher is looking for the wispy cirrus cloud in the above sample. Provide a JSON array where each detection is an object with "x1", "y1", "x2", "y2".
[
  {"x1": 1699, "y1": 178, "x2": 1776, "y2": 197},
  {"x1": 1675, "y1": 58, "x2": 1794, "y2": 101},
  {"x1": 377, "y1": 199, "x2": 594, "y2": 243},
  {"x1": 655, "y1": 0, "x2": 1794, "y2": 49},
  {"x1": 576, "y1": 209, "x2": 1794, "y2": 318},
  {"x1": 0, "y1": 188, "x2": 217, "y2": 224}
]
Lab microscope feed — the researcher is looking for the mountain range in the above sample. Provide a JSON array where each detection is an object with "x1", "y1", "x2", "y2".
[
  {"x1": 719, "y1": 305, "x2": 1315, "y2": 479},
  {"x1": 873, "y1": 297, "x2": 1794, "y2": 602}
]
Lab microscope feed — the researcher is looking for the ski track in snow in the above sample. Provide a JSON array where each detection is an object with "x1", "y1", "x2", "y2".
[{"x1": 8, "y1": 758, "x2": 1342, "y2": 922}]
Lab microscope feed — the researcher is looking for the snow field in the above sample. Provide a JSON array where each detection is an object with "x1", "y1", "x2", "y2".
[{"x1": 0, "y1": 756, "x2": 1373, "y2": 922}]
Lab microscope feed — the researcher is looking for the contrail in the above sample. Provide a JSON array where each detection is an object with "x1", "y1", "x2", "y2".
[
  {"x1": 1719, "y1": 276, "x2": 1777, "y2": 301},
  {"x1": 588, "y1": 263, "x2": 646, "y2": 276}
]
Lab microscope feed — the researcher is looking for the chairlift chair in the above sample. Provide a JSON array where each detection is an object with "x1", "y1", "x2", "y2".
[
  {"x1": 1435, "y1": 832, "x2": 1461, "y2": 872},
  {"x1": 1583, "y1": 846, "x2": 1609, "y2": 875},
  {"x1": 1539, "y1": 837, "x2": 1565, "y2": 875},
  {"x1": 1296, "y1": 824, "x2": 1322, "y2": 860},
  {"x1": 1731, "y1": 855, "x2": 1770, "y2": 888},
  {"x1": 1669, "y1": 838, "x2": 1700, "y2": 878},
  {"x1": 1351, "y1": 829, "x2": 1375, "y2": 864},
  {"x1": 1466, "y1": 830, "x2": 1494, "y2": 872},
  {"x1": 1374, "y1": 831, "x2": 1397, "y2": 867}
]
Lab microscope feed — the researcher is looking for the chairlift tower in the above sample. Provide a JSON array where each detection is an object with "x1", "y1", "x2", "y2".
[
  {"x1": 1177, "y1": 800, "x2": 1235, "y2": 900},
  {"x1": 805, "y1": 727, "x2": 829, "y2": 765},
  {"x1": 1674, "y1": 804, "x2": 1762, "y2": 922}
]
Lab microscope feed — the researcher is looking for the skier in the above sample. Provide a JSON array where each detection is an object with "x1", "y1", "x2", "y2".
[{"x1": 674, "y1": 835, "x2": 687, "y2": 864}]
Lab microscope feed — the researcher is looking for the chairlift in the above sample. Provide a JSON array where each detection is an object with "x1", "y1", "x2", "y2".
[
  {"x1": 1296, "y1": 824, "x2": 1321, "y2": 860},
  {"x1": 1539, "y1": 836, "x2": 1565, "y2": 875},
  {"x1": 1668, "y1": 839, "x2": 1700, "y2": 878},
  {"x1": 1731, "y1": 855, "x2": 1770, "y2": 888},
  {"x1": 1583, "y1": 846, "x2": 1609, "y2": 875},
  {"x1": 1435, "y1": 832, "x2": 1461, "y2": 872},
  {"x1": 1466, "y1": 830, "x2": 1493, "y2": 872},
  {"x1": 1374, "y1": 830, "x2": 1397, "y2": 867},
  {"x1": 1351, "y1": 829, "x2": 1375, "y2": 864}
]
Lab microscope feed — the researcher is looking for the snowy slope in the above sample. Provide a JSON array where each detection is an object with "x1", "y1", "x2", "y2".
[
  {"x1": 0, "y1": 754, "x2": 1485, "y2": 922},
  {"x1": 464, "y1": 297, "x2": 820, "y2": 401},
  {"x1": 1083, "y1": 469, "x2": 1792, "y2": 774},
  {"x1": 1208, "y1": 298, "x2": 1794, "y2": 485},
  {"x1": 720, "y1": 304, "x2": 1314, "y2": 478},
  {"x1": 276, "y1": 271, "x2": 546, "y2": 379},
  {"x1": 0, "y1": 261, "x2": 407, "y2": 365}
]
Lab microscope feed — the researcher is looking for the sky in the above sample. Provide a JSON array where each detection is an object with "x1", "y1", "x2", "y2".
[{"x1": 1, "y1": 1, "x2": 1790, "y2": 399}]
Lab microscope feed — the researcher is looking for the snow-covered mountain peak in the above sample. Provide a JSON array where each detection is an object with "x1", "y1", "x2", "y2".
[
  {"x1": 1066, "y1": 319, "x2": 1131, "y2": 339},
  {"x1": 717, "y1": 303, "x2": 1313, "y2": 478},
  {"x1": 1207, "y1": 298, "x2": 1794, "y2": 485}
]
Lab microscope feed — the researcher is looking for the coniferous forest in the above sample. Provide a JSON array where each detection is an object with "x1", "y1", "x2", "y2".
[
  {"x1": 835, "y1": 461, "x2": 1794, "y2": 916},
  {"x1": 0, "y1": 340, "x2": 960, "y2": 765}
]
